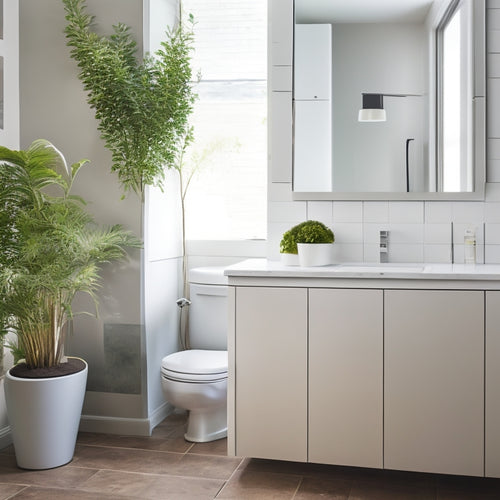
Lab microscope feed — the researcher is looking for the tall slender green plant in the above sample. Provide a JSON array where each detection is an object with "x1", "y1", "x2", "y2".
[
  {"x1": 62, "y1": 0, "x2": 197, "y2": 195},
  {"x1": 0, "y1": 140, "x2": 141, "y2": 369}
]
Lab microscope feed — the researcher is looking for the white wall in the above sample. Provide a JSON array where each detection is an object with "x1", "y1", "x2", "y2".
[
  {"x1": 268, "y1": 0, "x2": 500, "y2": 266},
  {"x1": 143, "y1": 0, "x2": 184, "y2": 428}
]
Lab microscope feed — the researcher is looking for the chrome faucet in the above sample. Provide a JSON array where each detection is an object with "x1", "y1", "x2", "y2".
[{"x1": 380, "y1": 230, "x2": 389, "y2": 263}]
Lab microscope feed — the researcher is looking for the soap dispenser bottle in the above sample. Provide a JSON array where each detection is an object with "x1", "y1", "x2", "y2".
[{"x1": 464, "y1": 228, "x2": 476, "y2": 264}]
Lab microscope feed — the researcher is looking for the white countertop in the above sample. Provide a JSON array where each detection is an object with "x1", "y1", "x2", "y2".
[{"x1": 224, "y1": 258, "x2": 500, "y2": 281}]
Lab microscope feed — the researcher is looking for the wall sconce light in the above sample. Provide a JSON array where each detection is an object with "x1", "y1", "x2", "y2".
[{"x1": 358, "y1": 93, "x2": 420, "y2": 122}]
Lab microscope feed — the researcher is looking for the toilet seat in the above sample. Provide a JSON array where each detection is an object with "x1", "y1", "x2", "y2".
[{"x1": 161, "y1": 349, "x2": 228, "y2": 383}]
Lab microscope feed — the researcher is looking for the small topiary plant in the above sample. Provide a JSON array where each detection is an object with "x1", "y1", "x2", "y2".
[
  {"x1": 296, "y1": 220, "x2": 334, "y2": 244},
  {"x1": 280, "y1": 220, "x2": 334, "y2": 254}
]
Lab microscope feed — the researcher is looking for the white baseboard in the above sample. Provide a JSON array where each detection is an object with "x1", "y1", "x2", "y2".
[{"x1": 79, "y1": 402, "x2": 174, "y2": 436}]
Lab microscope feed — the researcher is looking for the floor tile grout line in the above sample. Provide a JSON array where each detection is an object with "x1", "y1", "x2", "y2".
[
  {"x1": 75, "y1": 443, "x2": 188, "y2": 457},
  {"x1": 4, "y1": 485, "x2": 30, "y2": 500},
  {"x1": 76, "y1": 440, "x2": 232, "y2": 460},
  {"x1": 70, "y1": 464, "x2": 235, "y2": 484},
  {"x1": 290, "y1": 476, "x2": 304, "y2": 499},
  {"x1": 214, "y1": 456, "x2": 247, "y2": 498}
]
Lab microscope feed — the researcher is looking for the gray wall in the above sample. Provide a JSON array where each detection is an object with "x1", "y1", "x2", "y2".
[{"x1": 19, "y1": 0, "x2": 181, "y2": 434}]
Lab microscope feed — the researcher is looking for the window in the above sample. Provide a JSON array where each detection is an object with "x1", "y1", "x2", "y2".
[
  {"x1": 181, "y1": 0, "x2": 267, "y2": 240},
  {"x1": 437, "y1": 0, "x2": 473, "y2": 192}
]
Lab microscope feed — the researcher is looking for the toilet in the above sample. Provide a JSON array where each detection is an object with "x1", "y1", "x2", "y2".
[{"x1": 161, "y1": 267, "x2": 228, "y2": 442}]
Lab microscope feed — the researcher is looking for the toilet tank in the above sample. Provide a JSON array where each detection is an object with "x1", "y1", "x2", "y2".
[{"x1": 188, "y1": 267, "x2": 228, "y2": 350}]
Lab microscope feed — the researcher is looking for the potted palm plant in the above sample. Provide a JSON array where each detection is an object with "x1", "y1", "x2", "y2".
[{"x1": 0, "y1": 139, "x2": 140, "y2": 469}]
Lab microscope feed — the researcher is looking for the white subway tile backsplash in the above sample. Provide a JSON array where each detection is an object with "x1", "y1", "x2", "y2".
[
  {"x1": 268, "y1": 201, "x2": 306, "y2": 223},
  {"x1": 489, "y1": 30, "x2": 500, "y2": 53},
  {"x1": 268, "y1": 181, "x2": 293, "y2": 202},
  {"x1": 388, "y1": 201, "x2": 424, "y2": 223},
  {"x1": 486, "y1": 182, "x2": 500, "y2": 201},
  {"x1": 307, "y1": 201, "x2": 333, "y2": 224},
  {"x1": 388, "y1": 244, "x2": 424, "y2": 263},
  {"x1": 424, "y1": 202, "x2": 453, "y2": 223},
  {"x1": 452, "y1": 202, "x2": 485, "y2": 223},
  {"x1": 452, "y1": 223, "x2": 484, "y2": 244},
  {"x1": 424, "y1": 245, "x2": 452, "y2": 263},
  {"x1": 488, "y1": 80, "x2": 500, "y2": 136},
  {"x1": 453, "y1": 244, "x2": 485, "y2": 264},
  {"x1": 486, "y1": 245, "x2": 500, "y2": 263},
  {"x1": 363, "y1": 223, "x2": 390, "y2": 244},
  {"x1": 363, "y1": 223, "x2": 423, "y2": 244},
  {"x1": 488, "y1": 160, "x2": 500, "y2": 182},
  {"x1": 489, "y1": 54, "x2": 500, "y2": 77},
  {"x1": 424, "y1": 224, "x2": 452, "y2": 244},
  {"x1": 270, "y1": 92, "x2": 293, "y2": 182},
  {"x1": 489, "y1": 8, "x2": 500, "y2": 30},
  {"x1": 386, "y1": 224, "x2": 425, "y2": 244},
  {"x1": 485, "y1": 202, "x2": 500, "y2": 222},
  {"x1": 485, "y1": 223, "x2": 500, "y2": 244},
  {"x1": 333, "y1": 201, "x2": 363, "y2": 222},
  {"x1": 331, "y1": 223, "x2": 363, "y2": 244},
  {"x1": 363, "y1": 201, "x2": 389, "y2": 223},
  {"x1": 363, "y1": 244, "x2": 381, "y2": 263},
  {"x1": 488, "y1": 139, "x2": 500, "y2": 159},
  {"x1": 332, "y1": 243, "x2": 363, "y2": 264}
]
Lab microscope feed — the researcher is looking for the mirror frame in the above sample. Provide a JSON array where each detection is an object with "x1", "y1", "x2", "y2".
[{"x1": 291, "y1": 0, "x2": 486, "y2": 201}]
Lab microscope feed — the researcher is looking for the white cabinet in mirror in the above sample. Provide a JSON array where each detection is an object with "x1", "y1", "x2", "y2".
[{"x1": 291, "y1": 0, "x2": 485, "y2": 200}]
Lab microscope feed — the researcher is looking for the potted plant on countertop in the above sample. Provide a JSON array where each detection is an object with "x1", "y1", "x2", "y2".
[
  {"x1": 279, "y1": 223, "x2": 302, "y2": 266},
  {"x1": 280, "y1": 221, "x2": 335, "y2": 267},
  {"x1": 0, "y1": 140, "x2": 141, "y2": 470},
  {"x1": 294, "y1": 220, "x2": 335, "y2": 267}
]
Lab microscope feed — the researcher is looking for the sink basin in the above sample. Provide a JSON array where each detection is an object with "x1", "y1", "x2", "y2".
[{"x1": 337, "y1": 264, "x2": 424, "y2": 274}]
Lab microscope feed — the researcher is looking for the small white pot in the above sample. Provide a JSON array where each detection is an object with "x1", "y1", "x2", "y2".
[
  {"x1": 5, "y1": 358, "x2": 88, "y2": 469},
  {"x1": 280, "y1": 253, "x2": 299, "y2": 266},
  {"x1": 297, "y1": 243, "x2": 333, "y2": 267}
]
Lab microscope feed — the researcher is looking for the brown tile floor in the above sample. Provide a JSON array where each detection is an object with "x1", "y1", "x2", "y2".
[{"x1": 0, "y1": 410, "x2": 499, "y2": 499}]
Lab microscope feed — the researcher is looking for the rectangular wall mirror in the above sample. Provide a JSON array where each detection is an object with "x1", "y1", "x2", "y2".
[{"x1": 292, "y1": 0, "x2": 485, "y2": 201}]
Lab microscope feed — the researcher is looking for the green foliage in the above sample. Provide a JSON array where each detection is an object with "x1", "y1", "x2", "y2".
[
  {"x1": 0, "y1": 140, "x2": 141, "y2": 369},
  {"x1": 280, "y1": 225, "x2": 301, "y2": 255},
  {"x1": 280, "y1": 220, "x2": 334, "y2": 253},
  {"x1": 296, "y1": 220, "x2": 334, "y2": 244},
  {"x1": 62, "y1": 0, "x2": 197, "y2": 195}
]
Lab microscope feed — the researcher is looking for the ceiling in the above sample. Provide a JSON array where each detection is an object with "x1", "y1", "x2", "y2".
[{"x1": 295, "y1": 0, "x2": 437, "y2": 24}]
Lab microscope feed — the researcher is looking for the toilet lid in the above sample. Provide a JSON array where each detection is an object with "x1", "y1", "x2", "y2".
[{"x1": 161, "y1": 349, "x2": 228, "y2": 383}]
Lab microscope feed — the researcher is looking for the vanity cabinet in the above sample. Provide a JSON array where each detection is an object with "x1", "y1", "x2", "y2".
[
  {"x1": 229, "y1": 274, "x2": 492, "y2": 477},
  {"x1": 486, "y1": 291, "x2": 500, "y2": 478},
  {"x1": 384, "y1": 290, "x2": 484, "y2": 476},
  {"x1": 234, "y1": 287, "x2": 307, "y2": 461},
  {"x1": 309, "y1": 288, "x2": 383, "y2": 468}
]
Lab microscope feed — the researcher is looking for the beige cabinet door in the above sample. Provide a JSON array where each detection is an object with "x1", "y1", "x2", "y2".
[
  {"x1": 385, "y1": 290, "x2": 484, "y2": 476},
  {"x1": 486, "y1": 291, "x2": 500, "y2": 477},
  {"x1": 308, "y1": 288, "x2": 383, "y2": 468},
  {"x1": 235, "y1": 286, "x2": 308, "y2": 461}
]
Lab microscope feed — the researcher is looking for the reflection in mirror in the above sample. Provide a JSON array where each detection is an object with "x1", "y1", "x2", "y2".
[
  {"x1": 292, "y1": 0, "x2": 485, "y2": 198},
  {"x1": 439, "y1": 0, "x2": 473, "y2": 192},
  {"x1": 0, "y1": 56, "x2": 3, "y2": 130}
]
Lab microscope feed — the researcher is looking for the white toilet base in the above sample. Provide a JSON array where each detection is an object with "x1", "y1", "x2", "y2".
[{"x1": 185, "y1": 405, "x2": 227, "y2": 443}]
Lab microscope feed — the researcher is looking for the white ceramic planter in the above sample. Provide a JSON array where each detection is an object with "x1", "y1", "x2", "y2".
[
  {"x1": 280, "y1": 253, "x2": 300, "y2": 266},
  {"x1": 4, "y1": 358, "x2": 88, "y2": 469},
  {"x1": 297, "y1": 243, "x2": 333, "y2": 267}
]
